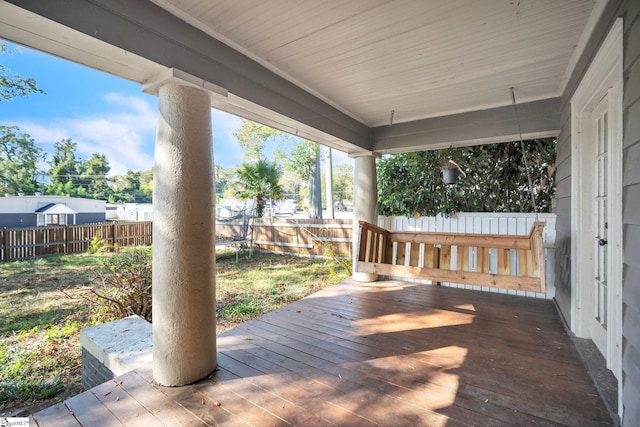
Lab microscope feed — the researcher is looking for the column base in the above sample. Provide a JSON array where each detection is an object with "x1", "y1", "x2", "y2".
[{"x1": 353, "y1": 271, "x2": 378, "y2": 282}]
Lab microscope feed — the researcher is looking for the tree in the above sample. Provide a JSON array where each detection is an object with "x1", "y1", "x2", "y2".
[
  {"x1": 279, "y1": 172, "x2": 302, "y2": 201},
  {"x1": 81, "y1": 153, "x2": 111, "y2": 199},
  {"x1": 233, "y1": 119, "x2": 289, "y2": 162},
  {"x1": 286, "y1": 140, "x2": 322, "y2": 217},
  {"x1": 0, "y1": 43, "x2": 44, "y2": 102},
  {"x1": 231, "y1": 119, "x2": 326, "y2": 217},
  {"x1": 333, "y1": 163, "x2": 353, "y2": 206},
  {"x1": 215, "y1": 165, "x2": 235, "y2": 197},
  {"x1": 46, "y1": 139, "x2": 148, "y2": 202},
  {"x1": 309, "y1": 146, "x2": 322, "y2": 218},
  {"x1": 110, "y1": 170, "x2": 151, "y2": 203},
  {"x1": 377, "y1": 138, "x2": 556, "y2": 216},
  {"x1": 0, "y1": 44, "x2": 46, "y2": 195},
  {"x1": 235, "y1": 159, "x2": 283, "y2": 218},
  {"x1": 139, "y1": 169, "x2": 153, "y2": 201},
  {"x1": 0, "y1": 126, "x2": 45, "y2": 195},
  {"x1": 48, "y1": 139, "x2": 84, "y2": 196}
]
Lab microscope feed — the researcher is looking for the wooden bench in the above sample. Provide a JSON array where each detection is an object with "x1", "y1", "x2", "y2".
[{"x1": 356, "y1": 220, "x2": 546, "y2": 293}]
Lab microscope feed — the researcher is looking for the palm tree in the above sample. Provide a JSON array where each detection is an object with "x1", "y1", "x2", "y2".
[{"x1": 235, "y1": 159, "x2": 283, "y2": 217}]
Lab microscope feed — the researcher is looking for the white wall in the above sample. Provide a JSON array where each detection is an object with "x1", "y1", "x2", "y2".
[
  {"x1": 112, "y1": 204, "x2": 153, "y2": 221},
  {"x1": 0, "y1": 196, "x2": 106, "y2": 213}
]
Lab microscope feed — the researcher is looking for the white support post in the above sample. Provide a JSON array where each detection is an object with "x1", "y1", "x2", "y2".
[
  {"x1": 150, "y1": 81, "x2": 217, "y2": 386},
  {"x1": 352, "y1": 153, "x2": 378, "y2": 282}
]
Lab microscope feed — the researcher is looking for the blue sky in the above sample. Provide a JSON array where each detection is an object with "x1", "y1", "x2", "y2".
[{"x1": 1, "y1": 40, "x2": 351, "y2": 176}]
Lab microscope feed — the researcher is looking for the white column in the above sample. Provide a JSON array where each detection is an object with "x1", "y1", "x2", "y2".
[
  {"x1": 152, "y1": 83, "x2": 216, "y2": 386},
  {"x1": 352, "y1": 153, "x2": 378, "y2": 282}
]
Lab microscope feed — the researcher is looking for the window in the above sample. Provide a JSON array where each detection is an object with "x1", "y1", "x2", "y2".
[{"x1": 46, "y1": 214, "x2": 68, "y2": 225}]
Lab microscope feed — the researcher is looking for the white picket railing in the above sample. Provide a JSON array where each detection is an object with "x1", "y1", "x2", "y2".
[{"x1": 377, "y1": 212, "x2": 557, "y2": 299}]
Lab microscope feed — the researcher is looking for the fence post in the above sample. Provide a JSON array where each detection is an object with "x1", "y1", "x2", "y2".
[
  {"x1": 2, "y1": 227, "x2": 8, "y2": 262},
  {"x1": 113, "y1": 222, "x2": 118, "y2": 250},
  {"x1": 64, "y1": 224, "x2": 69, "y2": 254}
]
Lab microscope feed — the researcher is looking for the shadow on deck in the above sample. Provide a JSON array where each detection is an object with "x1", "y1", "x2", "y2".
[{"x1": 32, "y1": 280, "x2": 612, "y2": 426}]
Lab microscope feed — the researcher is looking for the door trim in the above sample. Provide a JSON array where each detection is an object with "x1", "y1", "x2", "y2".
[{"x1": 570, "y1": 17, "x2": 623, "y2": 410}]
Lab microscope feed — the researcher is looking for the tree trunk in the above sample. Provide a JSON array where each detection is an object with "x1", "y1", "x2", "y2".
[{"x1": 309, "y1": 147, "x2": 322, "y2": 219}]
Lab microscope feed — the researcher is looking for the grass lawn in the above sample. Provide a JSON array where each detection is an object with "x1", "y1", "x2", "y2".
[{"x1": 0, "y1": 249, "x2": 350, "y2": 416}]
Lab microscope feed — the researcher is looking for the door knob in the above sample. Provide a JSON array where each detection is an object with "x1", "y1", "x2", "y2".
[{"x1": 596, "y1": 237, "x2": 608, "y2": 246}]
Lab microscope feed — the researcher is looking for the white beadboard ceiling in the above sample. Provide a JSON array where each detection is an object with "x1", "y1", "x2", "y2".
[{"x1": 152, "y1": 0, "x2": 600, "y2": 127}]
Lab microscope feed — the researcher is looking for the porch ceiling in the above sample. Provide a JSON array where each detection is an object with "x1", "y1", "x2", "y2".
[
  {"x1": 0, "y1": 0, "x2": 604, "y2": 153},
  {"x1": 153, "y1": 0, "x2": 598, "y2": 126}
]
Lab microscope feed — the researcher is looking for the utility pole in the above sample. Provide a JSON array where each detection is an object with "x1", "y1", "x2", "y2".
[{"x1": 324, "y1": 146, "x2": 334, "y2": 219}]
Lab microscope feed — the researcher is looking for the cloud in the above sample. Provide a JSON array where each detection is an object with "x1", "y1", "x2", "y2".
[
  {"x1": 211, "y1": 109, "x2": 244, "y2": 167},
  {"x1": 13, "y1": 123, "x2": 68, "y2": 145},
  {"x1": 332, "y1": 149, "x2": 353, "y2": 166},
  {"x1": 104, "y1": 92, "x2": 156, "y2": 121},
  {"x1": 12, "y1": 93, "x2": 256, "y2": 175},
  {"x1": 14, "y1": 92, "x2": 157, "y2": 175}
]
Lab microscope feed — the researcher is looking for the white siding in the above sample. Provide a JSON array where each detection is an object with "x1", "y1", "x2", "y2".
[{"x1": 0, "y1": 196, "x2": 105, "y2": 214}]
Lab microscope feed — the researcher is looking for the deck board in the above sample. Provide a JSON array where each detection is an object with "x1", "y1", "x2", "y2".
[
  {"x1": 90, "y1": 379, "x2": 165, "y2": 426},
  {"x1": 30, "y1": 400, "x2": 80, "y2": 426},
  {"x1": 33, "y1": 279, "x2": 612, "y2": 426},
  {"x1": 64, "y1": 391, "x2": 123, "y2": 426},
  {"x1": 217, "y1": 352, "x2": 374, "y2": 426}
]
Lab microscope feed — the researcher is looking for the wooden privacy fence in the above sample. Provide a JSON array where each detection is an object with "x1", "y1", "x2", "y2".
[
  {"x1": 356, "y1": 220, "x2": 546, "y2": 293},
  {"x1": 215, "y1": 218, "x2": 353, "y2": 258},
  {"x1": 1, "y1": 221, "x2": 152, "y2": 262}
]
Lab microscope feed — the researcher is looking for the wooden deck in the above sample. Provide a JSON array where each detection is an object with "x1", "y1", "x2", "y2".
[{"x1": 32, "y1": 280, "x2": 612, "y2": 426}]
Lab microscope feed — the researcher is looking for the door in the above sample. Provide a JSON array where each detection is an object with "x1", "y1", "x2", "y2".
[
  {"x1": 590, "y1": 95, "x2": 608, "y2": 355},
  {"x1": 571, "y1": 17, "x2": 623, "y2": 415},
  {"x1": 576, "y1": 83, "x2": 623, "y2": 374}
]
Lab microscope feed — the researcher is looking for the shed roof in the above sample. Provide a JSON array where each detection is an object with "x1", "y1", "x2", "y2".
[{"x1": 35, "y1": 203, "x2": 78, "y2": 215}]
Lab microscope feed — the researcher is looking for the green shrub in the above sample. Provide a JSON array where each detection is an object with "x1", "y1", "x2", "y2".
[
  {"x1": 86, "y1": 230, "x2": 107, "y2": 254},
  {"x1": 89, "y1": 247, "x2": 152, "y2": 321}
]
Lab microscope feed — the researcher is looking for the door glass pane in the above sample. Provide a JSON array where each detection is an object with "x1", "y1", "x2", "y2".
[
  {"x1": 603, "y1": 112, "x2": 608, "y2": 152},
  {"x1": 594, "y1": 110, "x2": 609, "y2": 330},
  {"x1": 598, "y1": 117, "x2": 602, "y2": 153}
]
